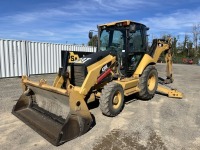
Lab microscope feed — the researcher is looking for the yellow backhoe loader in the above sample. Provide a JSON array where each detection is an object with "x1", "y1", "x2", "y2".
[{"x1": 12, "y1": 20, "x2": 183, "y2": 146}]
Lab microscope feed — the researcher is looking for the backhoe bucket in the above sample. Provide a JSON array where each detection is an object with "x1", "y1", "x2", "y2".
[{"x1": 12, "y1": 84, "x2": 93, "y2": 146}]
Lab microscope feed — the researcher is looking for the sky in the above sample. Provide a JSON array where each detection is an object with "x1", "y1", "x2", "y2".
[{"x1": 0, "y1": 0, "x2": 200, "y2": 45}]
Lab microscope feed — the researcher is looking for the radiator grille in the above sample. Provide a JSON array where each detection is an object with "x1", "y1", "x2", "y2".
[{"x1": 72, "y1": 65, "x2": 86, "y2": 87}]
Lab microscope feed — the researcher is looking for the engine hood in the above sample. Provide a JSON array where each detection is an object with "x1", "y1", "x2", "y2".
[{"x1": 74, "y1": 50, "x2": 116, "y2": 67}]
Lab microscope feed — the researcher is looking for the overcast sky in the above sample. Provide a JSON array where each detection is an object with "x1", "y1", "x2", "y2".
[{"x1": 0, "y1": 0, "x2": 200, "y2": 44}]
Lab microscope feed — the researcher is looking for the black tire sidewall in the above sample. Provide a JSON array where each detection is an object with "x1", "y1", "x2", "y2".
[{"x1": 138, "y1": 65, "x2": 158, "y2": 100}]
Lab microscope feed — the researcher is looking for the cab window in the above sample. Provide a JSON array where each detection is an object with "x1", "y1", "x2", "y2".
[{"x1": 129, "y1": 25, "x2": 143, "y2": 52}]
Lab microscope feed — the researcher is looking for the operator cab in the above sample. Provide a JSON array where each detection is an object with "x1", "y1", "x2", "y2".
[{"x1": 96, "y1": 20, "x2": 149, "y2": 77}]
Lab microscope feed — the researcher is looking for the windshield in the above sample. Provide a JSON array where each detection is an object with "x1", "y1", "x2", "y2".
[
  {"x1": 99, "y1": 29, "x2": 125, "y2": 51},
  {"x1": 99, "y1": 26, "x2": 145, "y2": 52}
]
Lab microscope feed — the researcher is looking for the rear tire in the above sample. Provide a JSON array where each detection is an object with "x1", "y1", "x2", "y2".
[
  {"x1": 100, "y1": 82, "x2": 124, "y2": 117},
  {"x1": 137, "y1": 65, "x2": 158, "y2": 100}
]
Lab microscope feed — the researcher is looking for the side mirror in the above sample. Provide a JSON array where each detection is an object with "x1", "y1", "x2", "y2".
[
  {"x1": 130, "y1": 25, "x2": 136, "y2": 33},
  {"x1": 89, "y1": 31, "x2": 93, "y2": 39}
]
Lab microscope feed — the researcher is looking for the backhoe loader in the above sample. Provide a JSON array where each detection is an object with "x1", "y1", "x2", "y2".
[{"x1": 12, "y1": 20, "x2": 183, "y2": 146}]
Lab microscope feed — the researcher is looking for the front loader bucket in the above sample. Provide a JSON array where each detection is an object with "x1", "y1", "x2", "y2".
[{"x1": 12, "y1": 84, "x2": 93, "y2": 146}]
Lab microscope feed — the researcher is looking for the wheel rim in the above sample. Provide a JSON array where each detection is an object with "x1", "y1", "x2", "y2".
[
  {"x1": 148, "y1": 73, "x2": 156, "y2": 91},
  {"x1": 112, "y1": 91, "x2": 122, "y2": 109}
]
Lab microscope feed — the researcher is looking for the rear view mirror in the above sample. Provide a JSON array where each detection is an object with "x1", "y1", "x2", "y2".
[{"x1": 89, "y1": 31, "x2": 93, "y2": 39}]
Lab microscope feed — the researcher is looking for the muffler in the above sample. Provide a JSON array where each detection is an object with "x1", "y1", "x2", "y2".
[{"x1": 12, "y1": 83, "x2": 93, "y2": 146}]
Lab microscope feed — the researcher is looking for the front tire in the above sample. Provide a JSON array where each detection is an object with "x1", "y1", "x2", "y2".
[
  {"x1": 137, "y1": 65, "x2": 158, "y2": 100},
  {"x1": 99, "y1": 82, "x2": 124, "y2": 117}
]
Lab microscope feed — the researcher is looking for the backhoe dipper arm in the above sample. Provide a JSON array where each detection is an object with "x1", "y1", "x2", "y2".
[
  {"x1": 164, "y1": 49, "x2": 174, "y2": 84},
  {"x1": 150, "y1": 39, "x2": 171, "y2": 62},
  {"x1": 150, "y1": 39, "x2": 183, "y2": 98},
  {"x1": 150, "y1": 39, "x2": 173, "y2": 83}
]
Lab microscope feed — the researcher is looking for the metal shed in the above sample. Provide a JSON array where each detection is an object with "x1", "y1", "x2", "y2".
[{"x1": 0, "y1": 39, "x2": 96, "y2": 78}]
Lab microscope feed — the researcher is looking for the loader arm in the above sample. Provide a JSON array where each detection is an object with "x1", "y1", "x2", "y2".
[
  {"x1": 13, "y1": 75, "x2": 93, "y2": 146},
  {"x1": 79, "y1": 54, "x2": 116, "y2": 95}
]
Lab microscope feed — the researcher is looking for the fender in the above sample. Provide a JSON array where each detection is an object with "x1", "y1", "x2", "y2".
[{"x1": 134, "y1": 54, "x2": 156, "y2": 76}]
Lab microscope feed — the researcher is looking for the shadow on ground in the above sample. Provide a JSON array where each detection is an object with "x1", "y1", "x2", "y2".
[{"x1": 93, "y1": 129, "x2": 167, "y2": 150}]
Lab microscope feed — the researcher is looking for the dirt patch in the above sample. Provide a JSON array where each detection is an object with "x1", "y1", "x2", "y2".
[{"x1": 93, "y1": 129, "x2": 167, "y2": 150}]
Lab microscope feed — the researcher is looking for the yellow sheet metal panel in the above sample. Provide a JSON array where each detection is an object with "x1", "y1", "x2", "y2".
[
  {"x1": 134, "y1": 54, "x2": 155, "y2": 75},
  {"x1": 98, "y1": 20, "x2": 132, "y2": 27}
]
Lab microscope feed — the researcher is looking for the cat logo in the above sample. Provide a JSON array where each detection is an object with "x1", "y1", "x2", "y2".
[{"x1": 102, "y1": 64, "x2": 108, "y2": 72}]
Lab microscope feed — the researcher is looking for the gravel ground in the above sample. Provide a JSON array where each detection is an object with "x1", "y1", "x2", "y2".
[{"x1": 0, "y1": 63, "x2": 200, "y2": 150}]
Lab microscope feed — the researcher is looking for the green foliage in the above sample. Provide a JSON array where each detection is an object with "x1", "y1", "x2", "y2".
[
  {"x1": 171, "y1": 37, "x2": 178, "y2": 56},
  {"x1": 88, "y1": 35, "x2": 98, "y2": 47},
  {"x1": 160, "y1": 33, "x2": 200, "y2": 64}
]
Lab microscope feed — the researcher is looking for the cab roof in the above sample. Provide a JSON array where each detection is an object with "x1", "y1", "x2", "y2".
[{"x1": 98, "y1": 20, "x2": 145, "y2": 27}]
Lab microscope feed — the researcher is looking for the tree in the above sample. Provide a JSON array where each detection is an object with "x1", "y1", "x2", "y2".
[
  {"x1": 192, "y1": 24, "x2": 200, "y2": 56},
  {"x1": 161, "y1": 34, "x2": 179, "y2": 56},
  {"x1": 161, "y1": 34, "x2": 172, "y2": 40},
  {"x1": 186, "y1": 41, "x2": 193, "y2": 57},
  {"x1": 171, "y1": 36, "x2": 178, "y2": 56},
  {"x1": 183, "y1": 33, "x2": 189, "y2": 51},
  {"x1": 88, "y1": 35, "x2": 98, "y2": 47}
]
